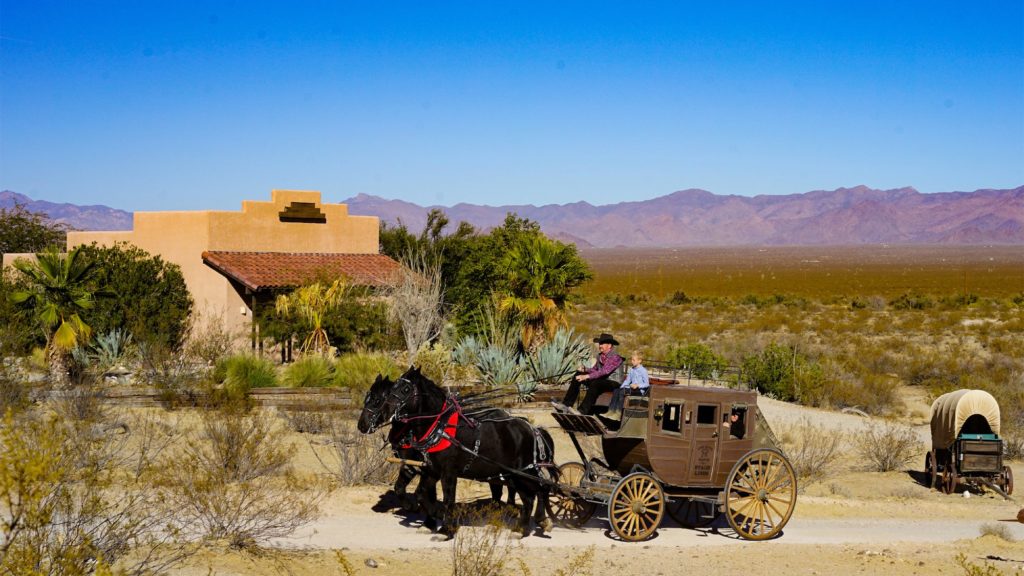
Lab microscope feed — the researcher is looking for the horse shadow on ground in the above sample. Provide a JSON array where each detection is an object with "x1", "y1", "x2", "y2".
[{"x1": 369, "y1": 489, "x2": 547, "y2": 536}]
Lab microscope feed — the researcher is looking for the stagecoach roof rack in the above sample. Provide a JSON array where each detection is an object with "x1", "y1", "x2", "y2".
[{"x1": 644, "y1": 362, "x2": 753, "y2": 391}]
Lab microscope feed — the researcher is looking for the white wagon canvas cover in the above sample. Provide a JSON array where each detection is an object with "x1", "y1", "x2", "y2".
[{"x1": 930, "y1": 389, "x2": 1000, "y2": 449}]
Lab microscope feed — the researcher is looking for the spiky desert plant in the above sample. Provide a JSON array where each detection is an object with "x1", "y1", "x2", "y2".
[
  {"x1": 523, "y1": 327, "x2": 589, "y2": 398},
  {"x1": 275, "y1": 278, "x2": 347, "y2": 354}
]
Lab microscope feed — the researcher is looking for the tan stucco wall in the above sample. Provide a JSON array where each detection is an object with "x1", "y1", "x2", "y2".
[{"x1": 66, "y1": 190, "x2": 380, "y2": 337}]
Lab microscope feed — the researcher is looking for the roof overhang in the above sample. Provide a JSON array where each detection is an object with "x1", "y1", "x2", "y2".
[{"x1": 202, "y1": 251, "x2": 401, "y2": 292}]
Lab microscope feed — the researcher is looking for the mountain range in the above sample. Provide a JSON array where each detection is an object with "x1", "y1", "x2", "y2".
[
  {"x1": 342, "y1": 185, "x2": 1024, "y2": 247},
  {"x1": 3, "y1": 186, "x2": 1022, "y2": 247},
  {"x1": 0, "y1": 190, "x2": 133, "y2": 232}
]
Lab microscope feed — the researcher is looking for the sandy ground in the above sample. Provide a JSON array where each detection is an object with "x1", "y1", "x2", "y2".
[{"x1": 167, "y1": 392, "x2": 1024, "y2": 575}]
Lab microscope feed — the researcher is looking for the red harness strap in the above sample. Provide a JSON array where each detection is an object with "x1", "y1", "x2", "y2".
[{"x1": 401, "y1": 403, "x2": 460, "y2": 454}]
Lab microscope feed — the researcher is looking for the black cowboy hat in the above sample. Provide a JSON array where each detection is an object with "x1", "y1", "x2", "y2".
[{"x1": 593, "y1": 333, "x2": 619, "y2": 346}]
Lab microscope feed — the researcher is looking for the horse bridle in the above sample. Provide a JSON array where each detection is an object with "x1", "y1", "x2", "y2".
[{"x1": 363, "y1": 376, "x2": 419, "y2": 433}]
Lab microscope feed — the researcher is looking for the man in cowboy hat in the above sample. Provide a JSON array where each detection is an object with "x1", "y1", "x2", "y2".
[{"x1": 556, "y1": 332, "x2": 625, "y2": 415}]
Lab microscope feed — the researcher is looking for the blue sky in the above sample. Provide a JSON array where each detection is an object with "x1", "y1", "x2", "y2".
[{"x1": 1, "y1": 1, "x2": 1022, "y2": 211}]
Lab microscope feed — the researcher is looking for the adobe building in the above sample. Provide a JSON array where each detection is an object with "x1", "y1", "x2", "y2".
[{"x1": 63, "y1": 189, "x2": 399, "y2": 344}]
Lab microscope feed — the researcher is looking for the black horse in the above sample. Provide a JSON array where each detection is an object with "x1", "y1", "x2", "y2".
[
  {"x1": 358, "y1": 368, "x2": 555, "y2": 538},
  {"x1": 374, "y1": 394, "x2": 515, "y2": 515}
]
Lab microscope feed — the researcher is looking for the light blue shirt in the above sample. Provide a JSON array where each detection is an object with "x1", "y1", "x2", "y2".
[{"x1": 620, "y1": 365, "x2": 649, "y2": 389}]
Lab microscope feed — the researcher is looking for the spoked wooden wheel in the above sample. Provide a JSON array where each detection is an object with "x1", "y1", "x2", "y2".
[
  {"x1": 666, "y1": 497, "x2": 719, "y2": 528},
  {"x1": 725, "y1": 448, "x2": 797, "y2": 541},
  {"x1": 608, "y1": 472, "x2": 665, "y2": 542},
  {"x1": 943, "y1": 466, "x2": 958, "y2": 495},
  {"x1": 546, "y1": 462, "x2": 596, "y2": 528},
  {"x1": 1002, "y1": 466, "x2": 1014, "y2": 496}
]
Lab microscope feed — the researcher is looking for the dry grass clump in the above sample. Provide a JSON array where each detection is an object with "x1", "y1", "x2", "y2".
[
  {"x1": 450, "y1": 503, "x2": 519, "y2": 576},
  {"x1": 165, "y1": 408, "x2": 323, "y2": 549},
  {"x1": 854, "y1": 421, "x2": 923, "y2": 472},
  {"x1": 778, "y1": 418, "x2": 846, "y2": 490},
  {"x1": 309, "y1": 416, "x2": 397, "y2": 486},
  {"x1": 978, "y1": 522, "x2": 1016, "y2": 542}
]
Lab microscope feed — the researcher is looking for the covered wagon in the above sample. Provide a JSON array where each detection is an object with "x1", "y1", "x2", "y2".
[{"x1": 927, "y1": 389, "x2": 1013, "y2": 495}]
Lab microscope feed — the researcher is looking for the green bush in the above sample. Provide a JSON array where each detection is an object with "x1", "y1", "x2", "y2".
[
  {"x1": 741, "y1": 343, "x2": 824, "y2": 401},
  {"x1": 222, "y1": 354, "x2": 278, "y2": 398},
  {"x1": 282, "y1": 355, "x2": 334, "y2": 388},
  {"x1": 666, "y1": 342, "x2": 727, "y2": 380},
  {"x1": 77, "y1": 242, "x2": 193, "y2": 349},
  {"x1": 332, "y1": 352, "x2": 401, "y2": 400},
  {"x1": 889, "y1": 292, "x2": 934, "y2": 310}
]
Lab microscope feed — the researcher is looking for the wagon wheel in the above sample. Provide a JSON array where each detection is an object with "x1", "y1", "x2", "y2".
[
  {"x1": 724, "y1": 448, "x2": 797, "y2": 541},
  {"x1": 546, "y1": 462, "x2": 596, "y2": 528},
  {"x1": 608, "y1": 472, "x2": 665, "y2": 542},
  {"x1": 1002, "y1": 466, "x2": 1013, "y2": 496},
  {"x1": 666, "y1": 497, "x2": 719, "y2": 528},
  {"x1": 924, "y1": 452, "x2": 936, "y2": 489}
]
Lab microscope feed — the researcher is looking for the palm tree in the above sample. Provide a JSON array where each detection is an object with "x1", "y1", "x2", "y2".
[
  {"x1": 10, "y1": 247, "x2": 103, "y2": 386},
  {"x1": 497, "y1": 235, "x2": 592, "y2": 350},
  {"x1": 275, "y1": 278, "x2": 347, "y2": 355}
]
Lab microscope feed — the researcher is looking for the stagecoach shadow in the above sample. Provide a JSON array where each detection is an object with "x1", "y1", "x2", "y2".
[{"x1": 906, "y1": 469, "x2": 932, "y2": 488}]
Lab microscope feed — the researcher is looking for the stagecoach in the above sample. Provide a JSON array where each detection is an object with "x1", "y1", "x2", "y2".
[
  {"x1": 926, "y1": 389, "x2": 1013, "y2": 496},
  {"x1": 547, "y1": 377, "x2": 797, "y2": 542}
]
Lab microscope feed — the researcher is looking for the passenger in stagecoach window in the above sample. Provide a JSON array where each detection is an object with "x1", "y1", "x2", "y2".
[
  {"x1": 606, "y1": 352, "x2": 650, "y2": 419},
  {"x1": 723, "y1": 409, "x2": 746, "y2": 439},
  {"x1": 554, "y1": 332, "x2": 625, "y2": 415}
]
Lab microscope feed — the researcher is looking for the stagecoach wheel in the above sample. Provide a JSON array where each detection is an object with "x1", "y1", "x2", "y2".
[
  {"x1": 547, "y1": 462, "x2": 596, "y2": 528},
  {"x1": 666, "y1": 497, "x2": 718, "y2": 528},
  {"x1": 608, "y1": 472, "x2": 665, "y2": 542},
  {"x1": 925, "y1": 451, "x2": 937, "y2": 489},
  {"x1": 725, "y1": 448, "x2": 797, "y2": 541},
  {"x1": 1002, "y1": 466, "x2": 1014, "y2": 496},
  {"x1": 943, "y1": 468, "x2": 958, "y2": 495}
]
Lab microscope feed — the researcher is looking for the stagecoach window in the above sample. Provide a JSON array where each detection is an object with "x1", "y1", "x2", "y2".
[
  {"x1": 662, "y1": 403, "x2": 682, "y2": 432},
  {"x1": 697, "y1": 405, "x2": 717, "y2": 425}
]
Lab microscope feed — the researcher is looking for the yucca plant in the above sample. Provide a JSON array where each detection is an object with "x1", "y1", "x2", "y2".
[{"x1": 275, "y1": 279, "x2": 347, "y2": 354}]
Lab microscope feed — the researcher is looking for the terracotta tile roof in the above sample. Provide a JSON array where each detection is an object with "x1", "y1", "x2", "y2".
[{"x1": 202, "y1": 251, "x2": 401, "y2": 291}]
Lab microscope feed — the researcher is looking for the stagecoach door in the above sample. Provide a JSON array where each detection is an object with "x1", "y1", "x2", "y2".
[{"x1": 688, "y1": 403, "x2": 721, "y2": 484}]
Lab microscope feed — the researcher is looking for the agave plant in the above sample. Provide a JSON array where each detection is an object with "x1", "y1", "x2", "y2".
[
  {"x1": 90, "y1": 328, "x2": 134, "y2": 375},
  {"x1": 524, "y1": 327, "x2": 590, "y2": 391}
]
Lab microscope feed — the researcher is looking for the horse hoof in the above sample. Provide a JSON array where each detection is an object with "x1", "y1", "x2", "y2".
[{"x1": 540, "y1": 518, "x2": 553, "y2": 533}]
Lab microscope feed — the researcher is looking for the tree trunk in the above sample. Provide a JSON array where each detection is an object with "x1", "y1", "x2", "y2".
[{"x1": 48, "y1": 347, "x2": 71, "y2": 388}]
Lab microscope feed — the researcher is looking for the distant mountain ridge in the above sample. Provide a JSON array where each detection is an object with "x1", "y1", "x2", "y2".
[
  {"x1": 0, "y1": 190, "x2": 133, "y2": 231},
  {"x1": 3, "y1": 186, "x2": 1022, "y2": 246},
  {"x1": 342, "y1": 185, "x2": 1024, "y2": 246}
]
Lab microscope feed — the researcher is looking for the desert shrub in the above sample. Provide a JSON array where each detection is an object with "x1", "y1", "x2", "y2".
[
  {"x1": 324, "y1": 295, "x2": 399, "y2": 353},
  {"x1": 411, "y1": 342, "x2": 457, "y2": 385},
  {"x1": 278, "y1": 407, "x2": 333, "y2": 434},
  {"x1": 666, "y1": 342, "x2": 727, "y2": 380},
  {"x1": 282, "y1": 355, "x2": 334, "y2": 388},
  {"x1": 332, "y1": 352, "x2": 401, "y2": 400},
  {"x1": 309, "y1": 417, "x2": 396, "y2": 486},
  {"x1": 139, "y1": 338, "x2": 203, "y2": 408},
  {"x1": 189, "y1": 409, "x2": 291, "y2": 482},
  {"x1": 0, "y1": 364, "x2": 29, "y2": 414},
  {"x1": 523, "y1": 328, "x2": 590, "y2": 399},
  {"x1": 450, "y1": 503, "x2": 518, "y2": 576},
  {"x1": 50, "y1": 380, "x2": 105, "y2": 423},
  {"x1": 778, "y1": 418, "x2": 845, "y2": 489},
  {"x1": 979, "y1": 522, "x2": 1016, "y2": 542},
  {"x1": 889, "y1": 292, "x2": 934, "y2": 310},
  {"x1": 0, "y1": 410, "x2": 187, "y2": 575},
  {"x1": 89, "y1": 328, "x2": 134, "y2": 375},
  {"x1": 740, "y1": 343, "x2": 824, "y2": 401},
  {"x1": 167, "y1": 408, "x2": 322, "y2": 549},
  {"x1": 186, "y1": 310, "x2": 240, "y2": 369},
  {"x1": 667, "y1": 290, "x2": 691, "y2": 305},
  {"x1": 854, "y1": 421, "x2": 922, "y2": 472},
  {"x1": 940, "y1": 293, "x2": 979, "y2": 308}
]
